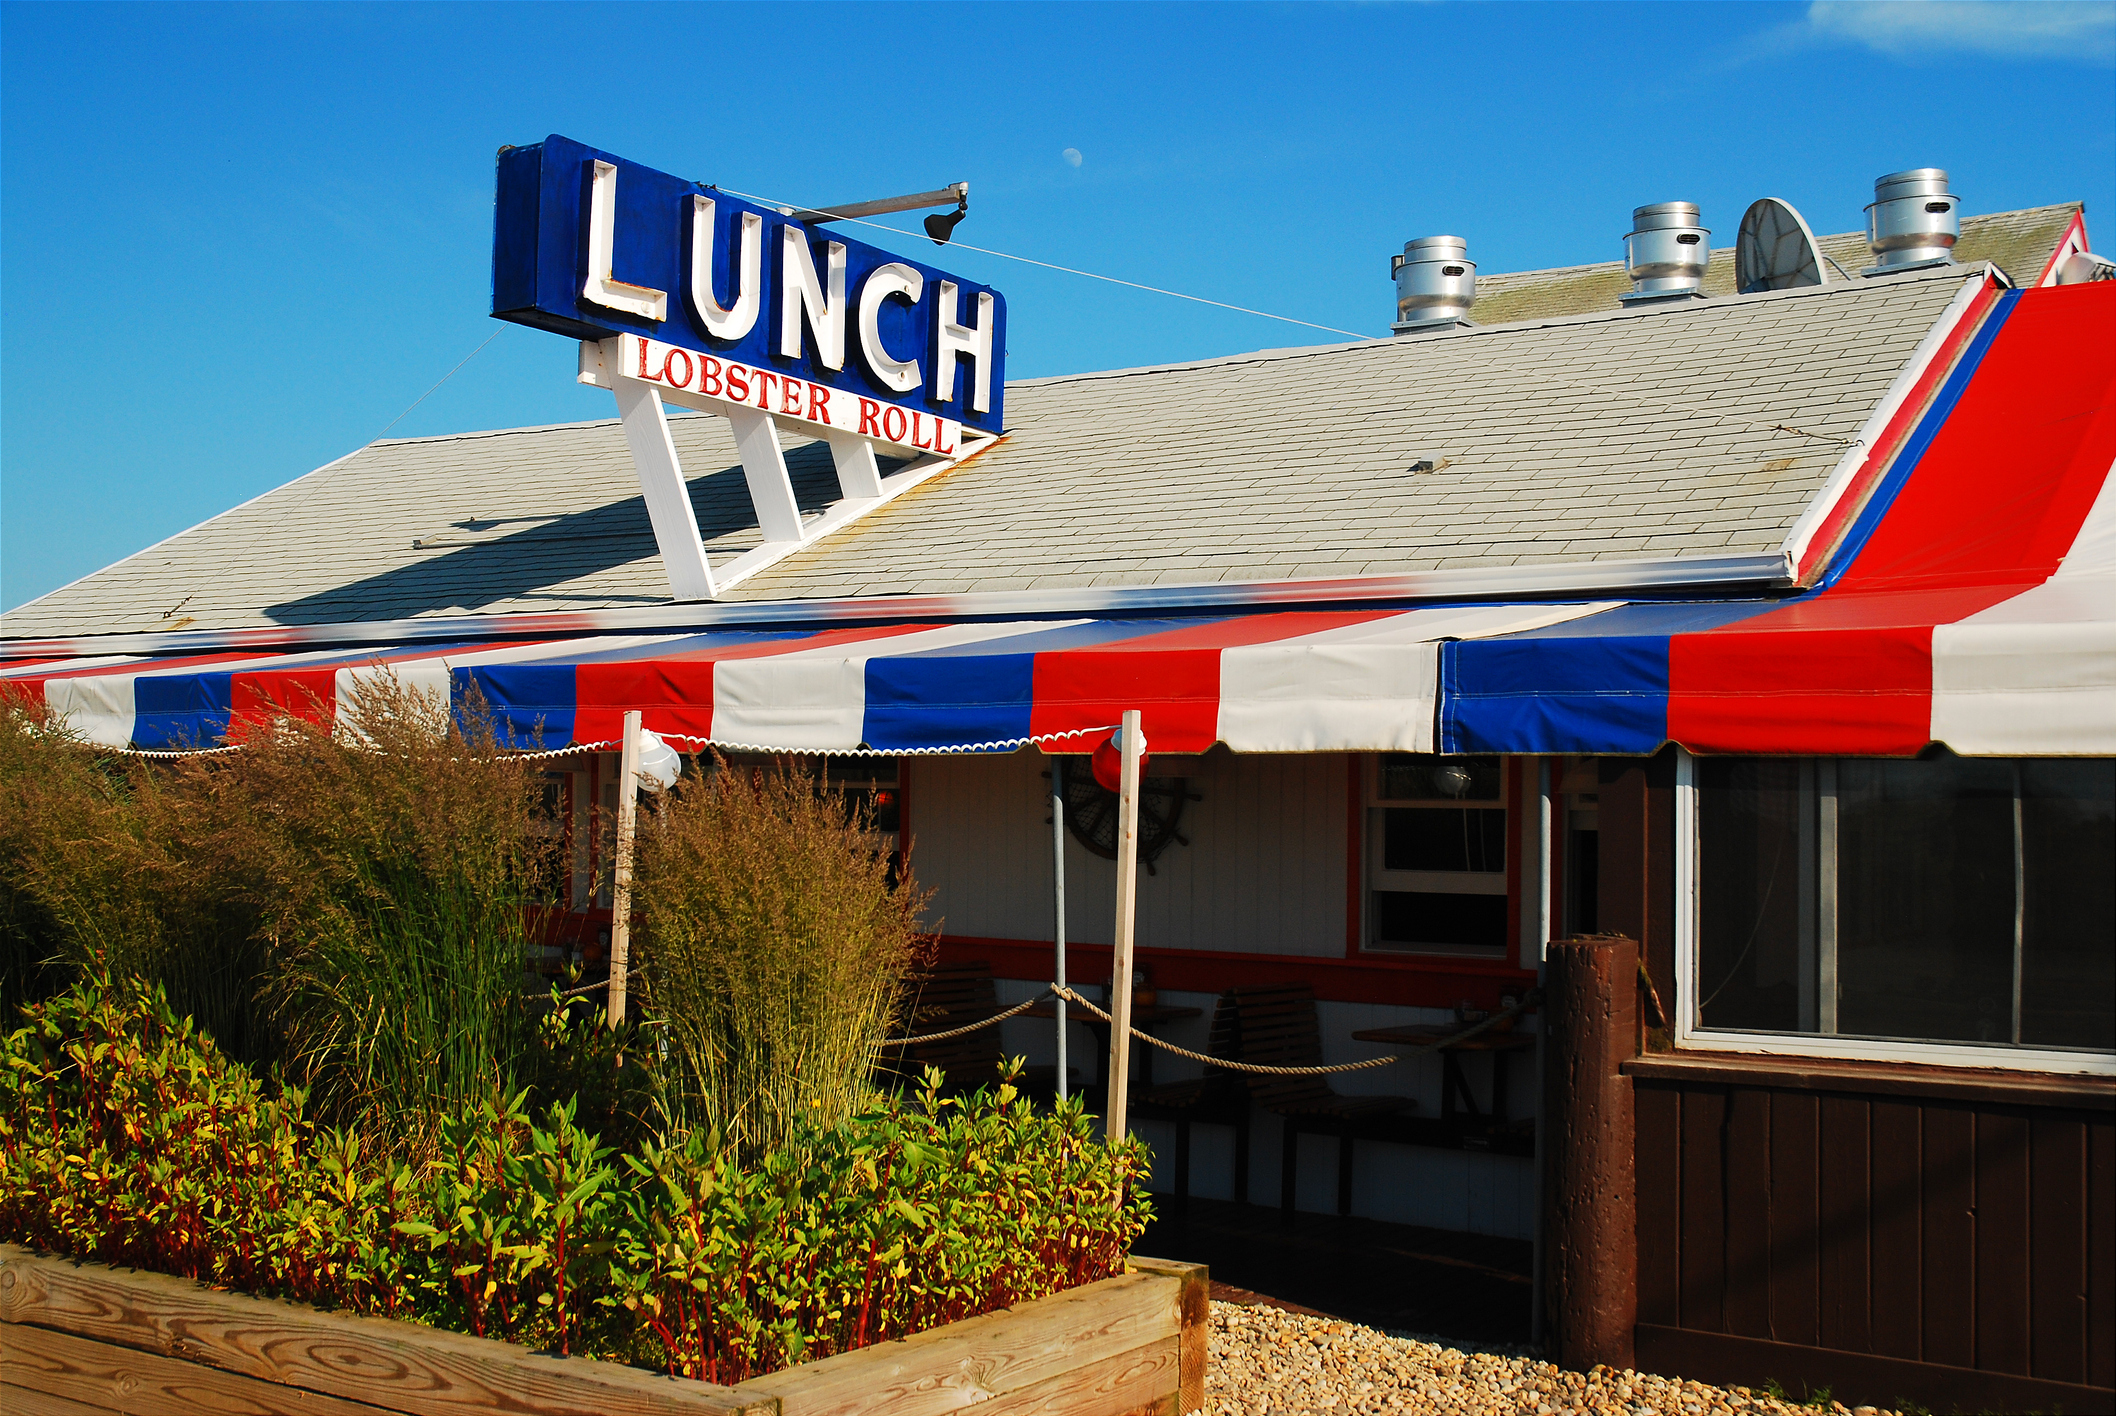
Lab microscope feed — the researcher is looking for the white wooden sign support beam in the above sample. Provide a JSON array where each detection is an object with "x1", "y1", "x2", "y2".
[
  {"x1": 1105, "y1": 709, "x2": 1144, "y2": 1145},
  {"x1": 726, "y1": 408, "x2": 807, "y2": 545},
  {"x1": 581, "y1": 336, "x2": 991, "y2": 603},
  {"x1": 613, "y1": 384, "x2": 716, "y2": 601},
  {"x1": 825, "y1": 429, "x2": 885, "y2": 500}
]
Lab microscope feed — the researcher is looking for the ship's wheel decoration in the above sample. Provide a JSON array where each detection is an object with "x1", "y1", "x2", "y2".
[{"x1": 1052, "y1": 760, "x2": 1199, "y2": 875}]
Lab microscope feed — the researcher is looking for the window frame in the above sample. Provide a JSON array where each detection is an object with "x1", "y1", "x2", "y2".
[
  {"x1": 1361, "y1": 753, "x2": 1511, "y2": 957},
  {"x1": 1672, "y1": 747, "x2": 2116, "y2": 1077}
]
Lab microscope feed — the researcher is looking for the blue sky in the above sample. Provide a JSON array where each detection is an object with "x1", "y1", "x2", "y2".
[{"x1": 3, "y1": 0, "x2": 2112, "y2": 612}]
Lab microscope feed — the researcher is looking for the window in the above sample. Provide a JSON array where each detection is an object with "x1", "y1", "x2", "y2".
[
  {"x1": 1681, "y1": 751, "x2": 2115, "y2": 1068},
  {"x1": 1366, "y1": 754, "x2": 1508, "y2": 954}
]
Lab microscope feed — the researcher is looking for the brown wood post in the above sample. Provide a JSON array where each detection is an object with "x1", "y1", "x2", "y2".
[{"x1": 1542, "y1": 933, "x2": 1639, "y2": 1373}]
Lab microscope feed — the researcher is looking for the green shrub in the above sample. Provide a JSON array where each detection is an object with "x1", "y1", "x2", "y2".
[
  {"x1": 0, "y1": 974, "x2": 1153, "y2": 1381},
  {"x1": 636, "y1": 758, "x2": 930, "y2": 1157},
  {"x1": 614, "y1": 1063, "x2": 1147, "y2": 1381},
  {"x1": 0, "y1": 970, "x2": 359, "y2": 1297}
]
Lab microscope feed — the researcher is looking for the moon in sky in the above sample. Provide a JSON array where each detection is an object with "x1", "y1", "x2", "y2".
[{"x1": 1061, "y1": 147, "x2": 1083, "y2": 168}]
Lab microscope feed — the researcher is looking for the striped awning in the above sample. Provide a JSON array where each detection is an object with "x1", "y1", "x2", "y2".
[
  {"x1": 1443, "y1": 282, "x2": 2115, "y2": 757},
  {"x1": 0, "y1": 603, "x2": 1612, "y2": 755}
]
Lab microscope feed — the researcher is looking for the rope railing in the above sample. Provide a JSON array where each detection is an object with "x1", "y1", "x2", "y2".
[
  {"x1": 883, "y1": 990, "x2": 1057, "y2": 1046},
  {"x1": 524, "y1": 977, "x2": 1542, "y2": 1065},
  {"x1": 527, "y1": 979, "x2": 612, "y2": 1001},
  {"x1": 876, "y1": 983, "x2": 1541, "y2": 1073},
  {"x1": 1050, "y1": 984, "x2": 1540, "y2": 1075}
]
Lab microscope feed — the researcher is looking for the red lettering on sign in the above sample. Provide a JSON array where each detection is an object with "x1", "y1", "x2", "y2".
[
  {"x1": 727, "y1": 363, "x2": 750, "y2": 401},
  {"x1": 911, "y1": 412, "x2": 937, "y2": 450},
  {"x1": 755, "y1": 371, "x2": 778, "y2": 409},
  {"x1": 636, "y1": 338, "x2": 657, "y2": 381},
  {"x1": 661, "y1": 349, "x2": 694, "y2": 389},
  {"x1": 808, "y1": 383, "x2": 831, "y2": 423},
  {"x1": 936, "y1": 419, "x2": 956, "y2": 456},
  {"x1": 882, "y1": 406, "x2": 908, "y2": 444},
  {"x1": 700, "y1": 357, "x2": 723, "y2": 397},
  {"x1": 858, "y1": 399, "x2": 882, "y2": 436},
  {"x1": 780, "y1": 377, "x2": 803, "y2": 416}
]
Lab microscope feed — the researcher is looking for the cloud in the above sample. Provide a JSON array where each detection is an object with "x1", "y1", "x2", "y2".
[
  {"x1": 1061, "y1": 147, "x2": 1084, "y2": 168},
  {"x1": 1805, "y1": 1, "x2": 2114, "y2": 63}
]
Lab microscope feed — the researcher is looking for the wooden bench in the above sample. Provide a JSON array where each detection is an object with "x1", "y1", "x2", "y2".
[
  {"x1": 1227, "y1": 983, "x2": 1415, "y2": 1221},
  {"x1": 1128, "y1": 990, "x2": 1251, "y2": 1207}
]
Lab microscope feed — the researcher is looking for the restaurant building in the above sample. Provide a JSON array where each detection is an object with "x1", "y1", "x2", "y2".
[{"x1": 3, "y1": 149, "x2": 2110, "y2": 1410}]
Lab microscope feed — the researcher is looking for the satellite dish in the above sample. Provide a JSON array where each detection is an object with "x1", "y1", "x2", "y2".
[{"x1": 1736, "y1": 197, "x2": 1829, "y2": 294}]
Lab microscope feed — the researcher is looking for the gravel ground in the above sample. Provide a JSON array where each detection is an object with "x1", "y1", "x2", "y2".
[{"x1": 1205, "y1": 1301, "x2": 1900, "y2": 1416}]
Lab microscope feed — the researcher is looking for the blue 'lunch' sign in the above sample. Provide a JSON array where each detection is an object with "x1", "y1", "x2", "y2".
[{"x1": 492, "y1": 135, "x2": 1006, "y2": 439}]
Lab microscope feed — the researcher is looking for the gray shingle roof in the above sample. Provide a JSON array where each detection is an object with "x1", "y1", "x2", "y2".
[{"x1": 4, "y1": 263, "x2": 1978, "y2": 640}]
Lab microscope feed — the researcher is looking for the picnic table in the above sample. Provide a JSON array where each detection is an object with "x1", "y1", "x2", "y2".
[{"x1": 1348, "y1": 1023, "x2": 1535, "y2": 1128}]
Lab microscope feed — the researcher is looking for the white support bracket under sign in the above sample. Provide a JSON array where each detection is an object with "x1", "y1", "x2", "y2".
[{"x1": 580, "y1": 335, "x2": 991, "y2": 601}]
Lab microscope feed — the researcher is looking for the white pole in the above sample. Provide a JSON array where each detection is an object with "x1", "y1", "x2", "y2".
[
  {"x1": 1052, "y1": 756, "x2": 1069, "y2": 1101},
  {"x1": 1105, "y1": 710, "x2": 1144, "y2": 1145},
  {"x1": 608, "y1": 709, "x2": 643, "y2": 1028}
]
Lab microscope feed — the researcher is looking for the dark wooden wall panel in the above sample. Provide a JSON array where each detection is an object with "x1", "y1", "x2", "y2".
[
  {"x1": 2090, "y1": 1120, "x2": 2115, "y2": 1389},
  {"x1": 1921, "y1": 1105, "x2": 1977, "y2": 1364},
  {"x1": 1631, "y1": 1066, "x2": 2109, "y2": 1404},
  {"x1": 1678, "y1": 1089, "x2": 1727, "y2": 1333},
  {"x1": 1818, "y1": 1096, "x2": 1872, "y2": 1354},
  {"x1": 1975, "y1": 1111, "x2": 2033, "y2": 1376},
  {"x1": 1767, "y1": 1091, "x2": 1820, "y2": 1349},
  {"x1": 1723, "y1": 1088, "x2": 1772, "y2": 1340},
  {"x1": 1635, "y1": 1085, "x2": 1682, "y2": 1328},
  {"x1": 1868, "y1": 1099, "x2": 1923, "y2": 1361},
  {"x1": 2028, "y1": 1115, "x2": 2087, "y2": 1385}
]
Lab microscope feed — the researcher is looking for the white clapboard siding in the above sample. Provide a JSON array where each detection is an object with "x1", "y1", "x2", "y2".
[{"x1": 909, "y1": 749, "x2": 1347, "y2": 955}]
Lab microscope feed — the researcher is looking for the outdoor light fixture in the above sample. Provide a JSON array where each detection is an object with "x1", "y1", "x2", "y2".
[
  {"x1": 923, "y1": 201, "x2": 969, "y2": 246},
  {"x1": 1432, "y1": 761, "x2": 1474, "y2": 798},
  {"x1": 780, "y1": 182, "x2": 970, "y2": 246},
  {"x1": 635, "y1": 729, "x2": 682, "y2": 793},
  {"x1": 1090, "y1": 725, "x2": 1148, "y2": 793}
]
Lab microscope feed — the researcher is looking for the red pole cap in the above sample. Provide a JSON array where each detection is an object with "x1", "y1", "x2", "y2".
[{"x1": 1090, "y1": 725, "x2": 1147, "y2": 792}]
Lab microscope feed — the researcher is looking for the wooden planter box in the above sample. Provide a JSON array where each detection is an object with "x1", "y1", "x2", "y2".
[{"x1": 0, "y1": 1244, "x2": 1206, "y2": 1416}]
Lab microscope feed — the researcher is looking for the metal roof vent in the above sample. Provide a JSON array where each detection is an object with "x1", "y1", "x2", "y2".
[
  {"x1": 1621, "y1": 202, "x2": 1710, "y2": 303},
  {"x1": 1391, "y1": 235, "x2": 1476, "y2": 333},
  {"x1": 1864, "y1": 168, "x2": 1959, "y2": 275}
]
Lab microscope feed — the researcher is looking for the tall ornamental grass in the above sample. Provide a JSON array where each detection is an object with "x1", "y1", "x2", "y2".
[
  {"x1": 221, "y1": 677, "x2": 561, "y2": 1148},
  {"x1": 0, "y1": 695, "x2": 268, "y2": 1054},
  {"x1": 637, "y1": 758, "x2": 930, "y2": 1157},
  {"x1": 0, "y1": 679, "x2": 562, "y2": 1148}
]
